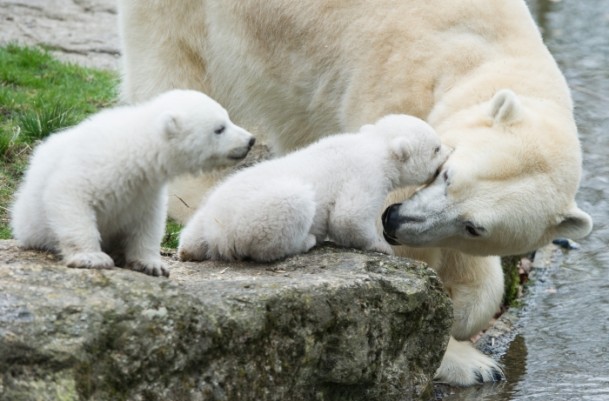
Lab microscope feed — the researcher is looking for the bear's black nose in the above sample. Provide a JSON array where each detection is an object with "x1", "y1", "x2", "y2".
[
  {"x1": 248, "y1": 137, "x2": 256, "y2": 149},
  {"x1": 382, "y1": 203, "x2": 402, "y2": 245}
]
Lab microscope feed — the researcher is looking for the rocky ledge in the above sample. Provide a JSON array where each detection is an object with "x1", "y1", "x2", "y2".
[{"x1": 0, "y1": 240, "x2": 452, "y2": 401}]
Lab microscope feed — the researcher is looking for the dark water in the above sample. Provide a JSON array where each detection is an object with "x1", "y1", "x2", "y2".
[{"x1": 443, "y1": 1, "x2": 609, "y2": 400}]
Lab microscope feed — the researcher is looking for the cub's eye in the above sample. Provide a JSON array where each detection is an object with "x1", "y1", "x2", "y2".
[
  {"x1": 433, "y1": 167, "x2": 441, "y2": 180},
  {"x1": 464, "y1": 221, "x2": 483, "y2": 237},
  {"x1": 434, "y1": 146, "x2": 441, "y2": 154},
  {"x1": 214, "y1": 125, "x2": 226, "y2": 135}
]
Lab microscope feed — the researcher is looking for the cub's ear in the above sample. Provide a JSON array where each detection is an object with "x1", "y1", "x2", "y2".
[
  {"x1": 490, "y1": 89, "x2": 523, "y2": 124},
  {"x1": 554, "y1": 205, "x2": 593, "y2": 240},
  {"x1": 390, "y1": 137, "x2": 412, "y2": 162},
  {"x1": 160, "y1": 112, "x2": 182, "y2": 139}
]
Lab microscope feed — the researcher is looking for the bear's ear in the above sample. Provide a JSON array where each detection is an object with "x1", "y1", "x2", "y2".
[
  {"x1": 554, "y1": 205, "x2": 593, "y2": 240},
  {"x1": 490, "y1": 89, "x2": 523, "y2": 125},
  {"x1": 160, "y1": 112, "x2": 182, "y2": 139},
  {"x1": 390, "y1": 137, "x2": 412, "y2": 162}
]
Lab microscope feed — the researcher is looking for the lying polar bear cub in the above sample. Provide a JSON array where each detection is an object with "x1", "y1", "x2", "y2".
[
  {"x1": 11, "y1": 89, "x2": 255, "y2": 277},
  {"x1": 178, "y1": 114, "x2": 449, "y2": 262}
]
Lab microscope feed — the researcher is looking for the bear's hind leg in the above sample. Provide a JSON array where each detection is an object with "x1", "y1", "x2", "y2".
[
  {"x1": 44, "y1": 194, "x2": 114, "y2": 270},
  {"x1": 241, "y1": 181, "x2": 317, "y2": 262}
]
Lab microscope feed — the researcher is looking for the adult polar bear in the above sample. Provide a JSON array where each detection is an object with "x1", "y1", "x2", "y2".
[{"x1": 118, "y1": 0, "x2": 593, "y2": 386}]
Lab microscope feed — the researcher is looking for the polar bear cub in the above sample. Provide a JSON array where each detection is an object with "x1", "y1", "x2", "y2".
[
  {"x1": 178, "y1": 114, "x2": 449, "y2": 262},
  {"x1": 11, "y1": 89, "x2": 255, "y2": 277}
]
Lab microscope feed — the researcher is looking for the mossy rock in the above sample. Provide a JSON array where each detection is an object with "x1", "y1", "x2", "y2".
[{"x1": 0, "y1": 240, "x2": 452, "y2": 401}]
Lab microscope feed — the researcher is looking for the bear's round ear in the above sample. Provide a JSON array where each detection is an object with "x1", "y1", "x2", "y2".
[
  {"x1": 490, "y1": 89, "x2": 523, "y2": 125},
  {"x1": 160, "y1": 112, "x2": 182, "y2": 139},
  {"x1": 554, "y1": 205, "x2": 593, "y2": 240},
  {"x1": 390, "y1": 137, "x2": 412, "y2": 162}
]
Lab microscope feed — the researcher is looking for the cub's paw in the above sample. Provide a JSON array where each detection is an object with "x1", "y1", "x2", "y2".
[
  {"x1": 177, "y1": 241, "x2": 209, "y2": 262},
  {"x1": 302, "y1": 234, "x2": 317, "y2": 253},
  {"x1": 367, "y1": 240, "x2": 395, "y2": 255},
  {"x1": 66, "y1": 252, "x2": 114, "y2": 270},
  {"x1": 127, "y1": 259, "x2": 170, "y2": 278},
  {"x1": 434, "y1": 337, "x2": 504, "y2": 386}
]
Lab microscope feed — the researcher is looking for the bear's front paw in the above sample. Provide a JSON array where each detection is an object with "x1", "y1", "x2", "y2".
[
  {"x1": 434, "y1": 337, "x2": 504, "y2": 386},
  {"x1": 127, "y1": 259, "x2": 170, "y2": 278},
  {"x1": 66, "y1": 252, "x2": 115, "y2": 270}
]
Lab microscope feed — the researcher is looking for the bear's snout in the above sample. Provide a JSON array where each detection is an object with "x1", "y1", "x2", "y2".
[{"x1": 228, "y1": 136, "x2": 256, "y2": 160}]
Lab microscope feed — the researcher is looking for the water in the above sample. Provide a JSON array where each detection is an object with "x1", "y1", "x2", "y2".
[{"x1": 442, "y1": 1, "x2": 609, "y2": 399}]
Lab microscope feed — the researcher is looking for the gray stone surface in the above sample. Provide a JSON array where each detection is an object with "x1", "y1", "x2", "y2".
[
  {"x1": 0, "y1": 0, "x2": 119, "y2": 70},
  {"x1": 0, "y1": 240, "x2": 452, "y2": 401}
]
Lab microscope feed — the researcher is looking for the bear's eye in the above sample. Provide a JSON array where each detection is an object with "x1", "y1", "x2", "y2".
[
  {"x1": 214, "y1": 125, "x2": 226, "y2": 135},
  {"x1": 434, "y1": 146, "x2": 441, "y2": 154},
  {"x1": 464, "y1": 221, "x2": 484, "y2": 237},
  {"x1": 433, "y1": 167, "x2": 441, "y2": 180}
]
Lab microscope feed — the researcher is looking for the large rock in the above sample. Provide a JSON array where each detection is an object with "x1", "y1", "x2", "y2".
[{"x1": 0, "y1": 240, "x2": 452, "y2": 401}]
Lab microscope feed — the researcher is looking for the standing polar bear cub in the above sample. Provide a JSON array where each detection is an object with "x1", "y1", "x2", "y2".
[
  {"x1": 11, "y1": 89, "x2": 255, "y2": 277},
  {"x1": 178, "y1": 115, "x2": 449, "y2": 262}
]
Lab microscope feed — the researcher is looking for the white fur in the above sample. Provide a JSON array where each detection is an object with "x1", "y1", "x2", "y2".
[
  {"x1": 178, "y1": 115, "x2": 448, "y2": 262},
  {"x1": 434, "y1": 337, "x2": 504, "y2": 386},
  {"x1": 11, "y1": 89, "x2": 254, "y2": 277},
  {"x1": 117, "y1": 0, "x2": 593, "y2": 385}
]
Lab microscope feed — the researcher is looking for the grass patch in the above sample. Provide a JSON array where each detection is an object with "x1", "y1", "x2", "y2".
[
  {"x1": 0, "y1": 43, "x2": 117, "y2": 152},
  {"x1": 162, "y1": 219, "x2": 184, "y2": 250},
  {"x1": 0, "y1": 43, "x2": 118, "y2": 239},
  {"x1": 18, "y1": 101, "x2": 77, "y2": 141}
]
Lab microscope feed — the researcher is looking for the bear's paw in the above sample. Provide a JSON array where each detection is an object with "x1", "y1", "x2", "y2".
[
  {"x1": 127, "y1": 259, "x2": 170, "y2": 278},
  {"x1": 66, "y1": 252, "x2": 115, "y2": 270},
  {"x1": 434, "y1": 337, "x2": 504, "y2": 386}
]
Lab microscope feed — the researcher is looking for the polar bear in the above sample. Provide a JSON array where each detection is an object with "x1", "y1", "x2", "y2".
[
  {"x1": 11, "y1": 89, "x2": 255, "y2": 277},
  {"x1": 178, "y1": 115, "x2": 449, "y2": 262},
  {"x1": 117, "y1": 0, "x2": 593, "y2": 386}
]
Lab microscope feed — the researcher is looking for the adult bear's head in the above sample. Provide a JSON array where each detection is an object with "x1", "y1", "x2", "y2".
[{"x1": 382, "y1": 89, "x2": 593, "y2": 256}]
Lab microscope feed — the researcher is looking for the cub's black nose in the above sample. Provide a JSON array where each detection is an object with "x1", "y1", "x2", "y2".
[
  {"x1": 248, "y1": 137, "x2": 256, "y2": 148},
  {"x1": 382, "y1": 203, "x2": 402, "y2": 245}
]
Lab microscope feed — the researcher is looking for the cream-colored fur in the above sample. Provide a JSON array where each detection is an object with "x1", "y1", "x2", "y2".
[{"x1": 117, "y1": 0, "x2": 593, "y2": 386}]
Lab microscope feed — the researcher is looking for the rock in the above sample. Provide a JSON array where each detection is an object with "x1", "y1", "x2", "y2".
[
  {"x1": 0, "y1": 0, "x2": 119, "y2": 70},
  {"x1": 0, "y1": 240, "x2": 452, "y2": 401}
]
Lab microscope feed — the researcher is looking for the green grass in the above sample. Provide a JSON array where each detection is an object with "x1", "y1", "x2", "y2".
[
  {"x1": 0, "y1": 44, "x2": 117, "y2": 147},
  {"x1": 162, "y1": 219, "x2": 184, "y2": 250},
  {"x1": 0, "y1": 44, "x2": 184, "y2": 249}
]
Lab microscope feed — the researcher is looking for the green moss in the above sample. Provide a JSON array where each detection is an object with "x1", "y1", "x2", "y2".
[{"x1": 501, "y1": 255, "x2": 521, "y2": 308}]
